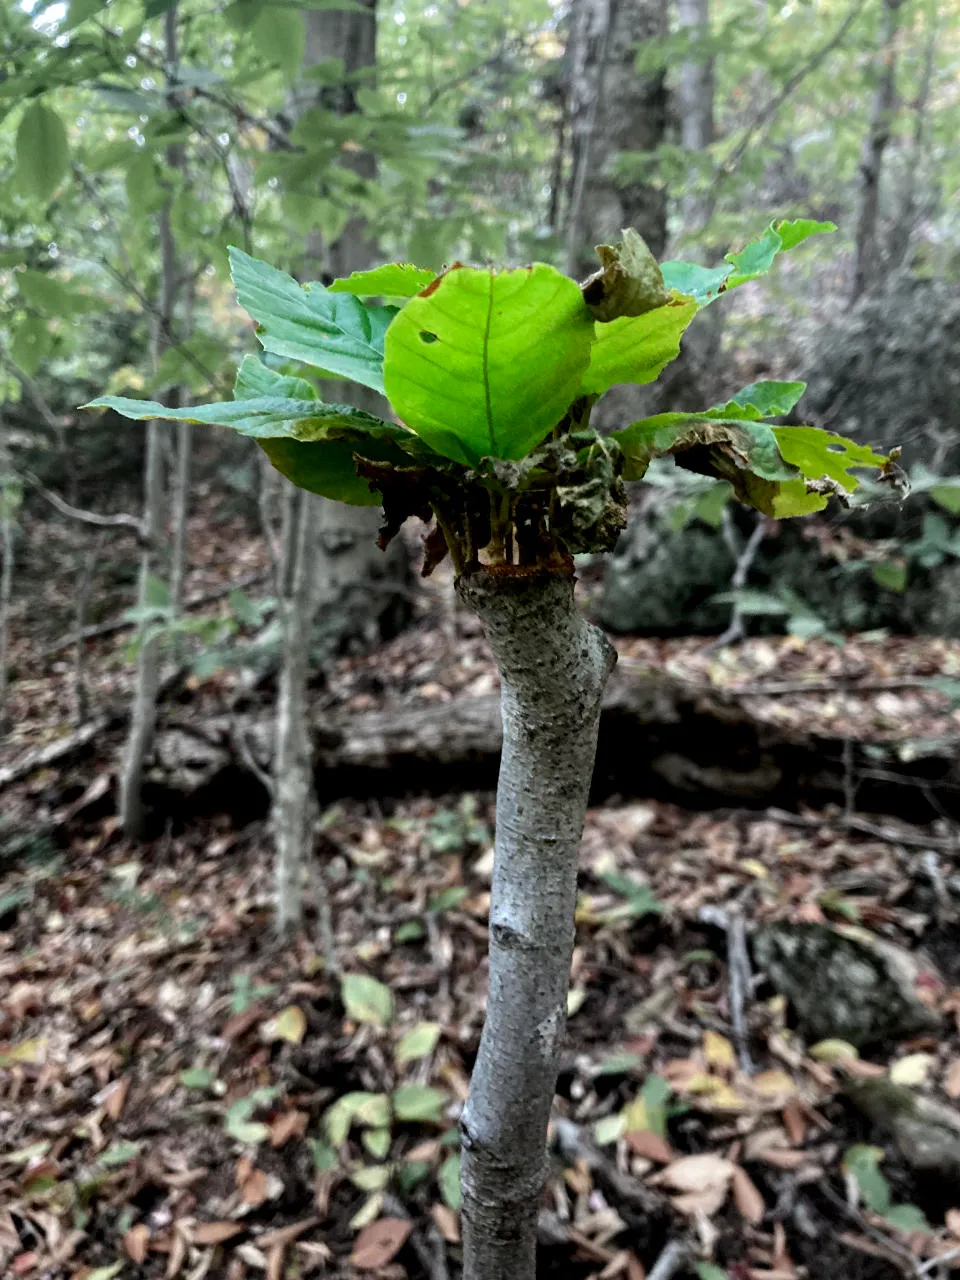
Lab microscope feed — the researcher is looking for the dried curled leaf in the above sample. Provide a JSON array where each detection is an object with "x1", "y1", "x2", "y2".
[{"x1": 582, "y1": 228, "x2": 671, "y2": 322}]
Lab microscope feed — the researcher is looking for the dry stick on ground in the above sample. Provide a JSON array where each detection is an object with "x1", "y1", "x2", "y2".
[
  {"x1": 765, "y1": 807, "x2": 958, "y2": 853},
  {"x1": 646, "y1": 1239, "x2": 693, "y2": 1280},
  {"x1": 0, "y1": 462, "x2": 16, "y2": 735},
  {"x1": 698, "y1": 903, "x2": 755, "y2": 1072}
]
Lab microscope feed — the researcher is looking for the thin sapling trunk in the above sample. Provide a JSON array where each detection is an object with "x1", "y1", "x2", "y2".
[{"x1": 456, "y1": 568, "x2": 616, "y2": 1280}]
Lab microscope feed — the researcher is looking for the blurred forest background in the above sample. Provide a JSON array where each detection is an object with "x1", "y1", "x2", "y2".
[{"x1": 4, "y1": 1, "x2": 960, "y2": 1278}]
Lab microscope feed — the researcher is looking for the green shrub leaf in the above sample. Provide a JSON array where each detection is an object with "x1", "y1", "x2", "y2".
[
  {"x1": 710, "y1": 380, "x2": 806, "y2": 420},
  {"x1": 341, "y1": 973, "x2": 394, "y2": 1027},
  {"x1": 228, "y1": 247, "x2": 395, "y2": 392},
  {"x1": 233, "y1": 354, "x2": 317, "y2": 401},
  {"x1": 383, "y1": 263, "x2": 594, "y2": 465},
  {"x1": 772, "y1": 426, "x2": 889, "y2": 492},
  {"x1": 81, "y1": 394, "x2": 392, "y2": 440},
  {"x1": 392, "y1": 1083, "x2": 448, "y2": 1123},
  {"x1": 661, "y1": 218, "x2": 835, "y2": 305},
  {"x1": 395, "y1": 1021, "x2": 441, "y2": 1066},
  {"x1": 329, "y1": 264, "x2": 437, "y2": 297},
  {"x1": 579, "y1": 300, "x2": 698, "y2": 397},
  {"x1": 16, "y1": 102, "x2": 70, "y2": 202}
]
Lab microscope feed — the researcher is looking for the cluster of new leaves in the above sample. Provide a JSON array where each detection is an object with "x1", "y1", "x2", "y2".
[{"x1": 86, "y1": 218, "x2": 898, "y2": 574}]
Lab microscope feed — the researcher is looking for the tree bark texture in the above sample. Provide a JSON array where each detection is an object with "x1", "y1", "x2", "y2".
[
  {"x1": 676, "y1": 0, "x2": 715, "y2": 233},
  {"x1": 852, "y1": 0, "x2": 903, "y2": 300},
  {"x1": 274, "y1": 488, "x2": 317, "y2": 933},
  {"x1": 297, "y1": 0, "x2": 412, "y2": 655},
  {"x1": 564, "y1": 0, "x2": 669, "y2": 281},
  {"x1": 455, "y1": 570, "x2": 616, "y2": 1280},
  {"x1": 119, "y1": 3, "x2": 182, "y2": 840}
]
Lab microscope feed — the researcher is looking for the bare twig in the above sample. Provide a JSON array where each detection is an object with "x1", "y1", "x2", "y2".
[
  {"x1": 73, "y1": 533, "x2": 106, "y2": 726},
  {"x1": 0, "y1": 716, "x2": 114, "y2": 788},
  {"x1": 727, "y1": 908, "x2": 755, "y2": 1073},
  {"x1": 918, "y1": 1245, "x2": 960, "y2": 1276},
  {"x1": 765, "y1": 806, "x2": 958, "y2": 853},
  {"x1": 708, "y1": 512, "x2": 767, "y2": 650},
  {"x1": 21, "y1": 469, "x2": 143, "y2": 535}
]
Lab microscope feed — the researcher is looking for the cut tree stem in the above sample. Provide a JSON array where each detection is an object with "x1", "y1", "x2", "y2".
[{"x1": 456, "y1": 568, "x2": 616, "y2": 1280}]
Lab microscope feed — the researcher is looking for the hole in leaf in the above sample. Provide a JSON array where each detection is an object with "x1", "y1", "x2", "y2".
[
  {"x1": 419, "y1": 330, "x2": 439, "y2": 344},
  {"x1": 826, "y1": 443, "x2": 846, "y2": 453}
]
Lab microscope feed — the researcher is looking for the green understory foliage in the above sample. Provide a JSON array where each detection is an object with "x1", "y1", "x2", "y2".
[{"x1": 86, "y1": 221, "x2": 901, "y2": 573}]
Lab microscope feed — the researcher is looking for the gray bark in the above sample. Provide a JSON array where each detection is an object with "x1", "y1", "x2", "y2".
[
  {"x1": 297, "y1": 0, "x2": 411, "y2": 655},
  {"x1": 274, "y1": 488, "x2": 317, "y2": 933},
  {"x1": 455, "y1": 569, "x2": 616, "y2": 1280},
  {"x1": 564, "y1": 0, "x2": 669, "y2": 281},
  {"x1": 119, "y1": 4, "x2": 183, "y2": 839},
  {"x1": 852, "y1": 0, "x2": 903, "y2": 300},
  {"x1": 887, "y1": 5, "x2": 938, "y2": 274},
  {"x1": 676, "y1": 0, "x2": 715, "y2": 234},
  {"x1": 0, "y1": 454, "x2": 15, "y2": 735}
]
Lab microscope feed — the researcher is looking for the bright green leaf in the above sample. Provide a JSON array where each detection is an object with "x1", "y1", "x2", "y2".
[
  {"x1": 843, "y1": 1144, "x2": 891, "y2": 1214},
  {"x1": 97, "y1": 1140, "x2": 140, "y2": 1167},
  {"x1": 17, "y1": 270, "x2": 96, "y2": 315},
  {"x1": 324, "y1": 1092, "x2": 391, "y2": 1145},
  {"x1": 341, "y1": 973, "x2": 394, "y2": 1027},
  {"x1": 711, "y1": 381, "x2": 806, "y2": 420},
  {"x1": 438, "y1": 1153, "x2": 461, "y2": 1211},
  {"x1": 694, "y1": 1265, "x2": 730, "y2": 1280},
  {"x1": 16, "y1": 102, "x2": 70, "y2": 202},
  {"x1": 234, "y1": 354, "x2": 317, "y2": 401},
  {"x1": 578, "y1": 300, "x2": 698, "y2": 398},
  {"x1": 180, "y1": 1068, "x2": 216, "y2": 1089},
  {"x1": 930, "y1": 485, "x2": 960, "y2": 515},
  {"x1": 395, "y1": 1022, "x2": 441, "y2": 1067},
  {"x1": 383, "y1": 263, "x2": 594, "y2": 465},
  {"x1": 329, "y1": 263, "x2": 437, "y2": 297},
  {"x1": 350, "y1": 1162, "x2": 393, "y2": 1190},
  {"x1": 81, "y1": 394, "x2": 394, "y2": 440},
  {"x1": 772, "y1": 426, "x2": 888, "y2": 493},
  {"x1": 872, "y1": 560, "x2": 907, "y2": 593},
  {"x1": 228, "y1": 247, "x2": 394, "y2": 392},
  {"x1": 883, "y1": 1203, "x2": 930, "y2": 1233},
  {"x1": 84, "y1": 1265, "x2": 124, "y2": 1280},
  {"x1": 593, "y1": 1113, "x2": 626, "y2": 1145},
  {"x1": 362, "y1": 1128, "x2": 392, "y2": 1159},
  {"x1": 11, "y1": 316, "x2": 53, "y2": 375},
  {"x1": 392, "y1": 1084, "x2": 448, "y2": 1123}
]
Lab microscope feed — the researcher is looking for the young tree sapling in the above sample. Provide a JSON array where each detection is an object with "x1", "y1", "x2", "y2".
[{"x1": 85, "y1": 219, "x2": 901, "y2": 1280}]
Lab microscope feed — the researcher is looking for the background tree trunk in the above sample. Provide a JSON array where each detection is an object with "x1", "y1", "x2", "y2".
[
  {"x1": 119, "y1": 4, "x2": 184, "y2": 839},
  {"x1": 299, "y1": 1, "x2": 412, "y2": 659},
  {"x1": 274, "y1": 487, "x2": 317, "y2": 933},
  {"x1": 456, "y1": 570, "x2": 616, "y2": 1280},
  {"x1": 676, "y1": 0, "x2": 715, "y2": 236},
  {"x1": 852, "y1": 0, "x2": 903, "y2": 300},
  {"x1": 564, "y1": 0, "x2": 669, "y2": 281}
]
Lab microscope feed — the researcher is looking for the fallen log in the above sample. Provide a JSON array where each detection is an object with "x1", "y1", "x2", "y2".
[{"x1": 150, "y1": 667, "x2": 960, "y2": 824}]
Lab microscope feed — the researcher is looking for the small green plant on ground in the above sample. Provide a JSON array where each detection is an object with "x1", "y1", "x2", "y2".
[{"x1": 85, "y1": 220, "x2": 899, "y2": 1280}]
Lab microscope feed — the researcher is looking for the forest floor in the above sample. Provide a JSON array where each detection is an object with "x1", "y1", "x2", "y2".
[{"x1": 4, "y1": 500, "x2": 960, "y2": 1280}]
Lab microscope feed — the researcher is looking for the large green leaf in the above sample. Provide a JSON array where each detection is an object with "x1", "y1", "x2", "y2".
[
  {"x1": 661, "y1": 218, "x2": 836, "y2": 305},
  {"x1": 329, "y1": 264, "x2": 437, "y2": 297},
  {"x1": 82, "y1": 394, "x2": 392, "y2": 439},
  {"x1": 383, "y1": 263, "x2": 594, "y2": 465},
  {"x1": 258, "y1": 439, "x2": 381, "y2": 504},
  {"x1": 578, "y1": 300, "x2": 698, "y2": 397},
  {"x1": 16, "y1": 102, "x2": 70, "y2": 202},
  {"x1": 227, "y1": 247, "x2": 395, "y2": 393}
]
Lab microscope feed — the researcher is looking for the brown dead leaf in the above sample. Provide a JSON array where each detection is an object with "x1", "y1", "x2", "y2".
[
  {"x1": 431, "y1": 1203, "x2": 460, "y2": 1243},
  {"x1": 782, "y1": 1102, "x2": 807, "y2": 1146},
  {"x1": 756, "y1": 1149, "x2": 812, "y2": 1170},
  {"x1": 257, "y1": 1218, "x2": 320, "y2": 1249},
  {"x1": 269, "y1": 1110, "x2": 308, "y2": 1147},
  {"x1": 262, "y1": 1005, "x2": 306, "y2": 1045},
  {"x1": 192, "y1": 1222, "x2": 245, "y2": 1246},
  {"x1": 103, "y1": 1077, "x2": 129, "y2": 1121},
  {"x1": 654, "y1": 1153, "x2": 734, "y2": 1216},
  {"x1": 945, "y1": 1061, "x2": 960, "y2": 1099},
  {"x1": 672, "y1": 1185, "x2": 730, "y2": 1217},
  {"x1": 624, "y1": 1130, "x2": 674, "y2": 1164},
  {"x1": 11, "y1": 1253, "x2": 39, "y2": 1275},
  {"x1": 239, "y1": 1168, "x2": 268, "y2": 1207},
  {"x1": 946, "y1": 1208, "x2": 960, "y2": 1240},
  {"x1": 732, "y1": 1166, "x2": 765, "y2": 1225},
  {"x1": 124, "y1": 1223, "x2": 150, "y2": 1263},
  {"x1": 222, "y1": 1006, "x2": 265, "y2": 1042},
  {"x1": 350, "y1": 1217, "x2": 413, "y2": 1269}
]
